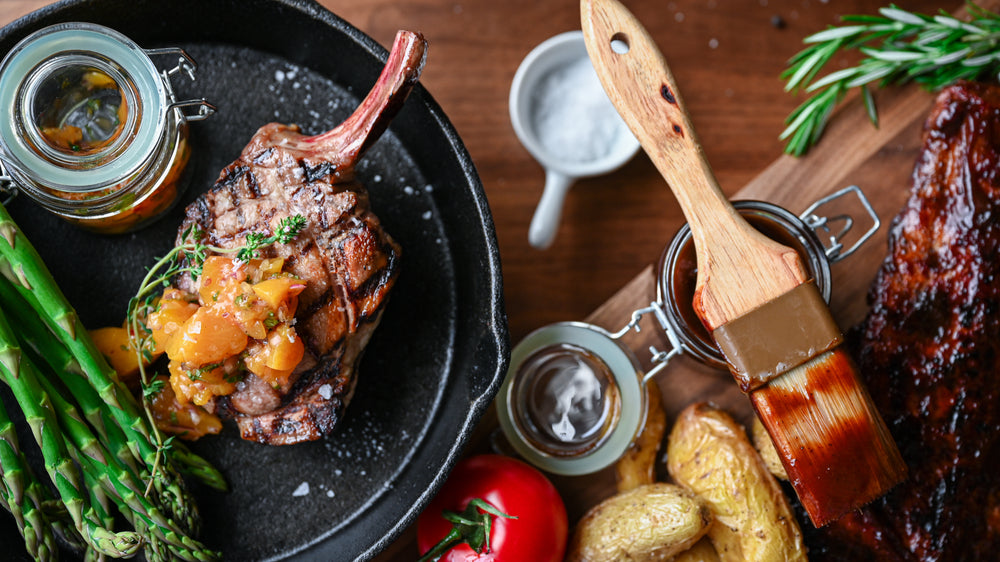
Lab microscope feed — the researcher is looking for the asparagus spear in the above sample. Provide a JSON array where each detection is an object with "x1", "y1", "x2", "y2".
[
  {"x1": 32, "y1": 364, "x2": 217, "y2": 560},
  {"x1": 0, "y1": 397, "x2": 57, "y2": 561},
  {"x1": 0, "y1": 307, "x2": 141, "y2": 557},
  {"x1": 0, "y1": 273, "x2": 222, "y2": 535},
  {"x1": 0, "y1": 205, "x2": 162, "y2": 465},
  {"x1": 0, "y1": 206, "x2": 212, "y2": 525}
]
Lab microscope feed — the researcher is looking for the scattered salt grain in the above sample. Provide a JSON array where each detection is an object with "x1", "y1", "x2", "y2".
[
  {"x1": 327, "y1": 490, "x2": 335, "y2": 498},
  {"x1": 424, "y1": 184, "x2": 434, "y2": 192},
  {"x1": 318, "y1": 384, "x2": 333, "y2": 400},
  {"x1": 404, "y1": 186, "x2": 415, "y2": 195},
  {"x1": 373, "y1": 174, "x2": 382, "y2": 182},
  {"x1": 293, "y1": 482, "x2": 310, "y2": 497},
  {"x1": 708, "y1": 38, "x2": 719, "y2": 49},
  {"x1": 422, "y1": 211, "x2": 432, "y2": 220},
  {"x1": 275, "y1": 70, "x2": 285, "y2": 82}
]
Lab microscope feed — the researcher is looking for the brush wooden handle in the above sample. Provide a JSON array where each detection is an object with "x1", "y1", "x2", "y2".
[{"x1": 580, "y1": 0, "x2": 807, "y2": 329}]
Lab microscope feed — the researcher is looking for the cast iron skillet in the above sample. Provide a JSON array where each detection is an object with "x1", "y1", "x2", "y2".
[{"x1": 0, "y1": 0, "x2": 509, "y2": 560}]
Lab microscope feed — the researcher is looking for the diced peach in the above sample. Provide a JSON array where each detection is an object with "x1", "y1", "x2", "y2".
[
  {"x1": 243, "y1": 337, "x2": 295, "y2": 389},
  {"x1": 266, "y1": 324, "x2": 304, "y2": 371},
  {"x1": 165, "y1": 307, "x2": 247, "y2": 367},
  {"x1": 220, "y1": 282, "x2": 268, "y2": 339},
  {"x1": 149, "y1": 375, "x2": 222, "y2": 440},
  {"x1": 146, "y1": 290, "x2": 199, "y2": 355},
  {"x1": 252, "y1": 277, "x2": 298, "y2": 310},
  {"x1": 198, "y1": 256, "x2": 246, "y2": 305},
  {"x1": 91, "y1": 326, "x2": 143, "y2": 380},
  {"x1": 250, "y1": 257, "x2": 285, "y2": 283},
  {"x1": 168, "y1": 359, "x2": 239, "y2": 406}
]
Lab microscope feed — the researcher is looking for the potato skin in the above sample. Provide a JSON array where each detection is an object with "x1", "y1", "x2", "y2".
[
  {"x1": 615, "y1": 381, "x2": 667, "y2": 493},
  {"x1": 751, "y1": 416, "x2": 788, "y2": 481},
  {"x1": 567, "y1": 483, "x2": 711, "y2": 562},
  {"x1": 673, "y1": 537, "x2": 722, "y2": 562},
  {"x1": 666, "y1": 403, "x2": 806, "y2": 562}
]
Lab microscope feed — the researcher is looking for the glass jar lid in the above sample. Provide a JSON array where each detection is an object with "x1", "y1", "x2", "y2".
[
  {"x1": 496, "y1": 322, "x2": 648, "y2": 476},
  {"x1": 0, "y1": 22, "x2": 167, "y2": 192}
]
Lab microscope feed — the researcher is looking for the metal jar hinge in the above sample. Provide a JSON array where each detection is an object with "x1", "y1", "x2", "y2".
[
  {"x1": 800, "y1": 185, "x2": 880, "y2": 263},
  {"x1": 146, "y1": 47, "x2": 216, "y2": 122},
  {"x1": 609, "y1": 301, "x2": 683, "y2": 382},
  {"x1": 0, "y1": 160, "x2": 16, "y2": 206}
]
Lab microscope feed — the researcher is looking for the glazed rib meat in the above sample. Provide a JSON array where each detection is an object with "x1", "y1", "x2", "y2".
[
  {"x1": 176, "y1": 31, "x2": 426, "y2": 445},
  {"x1": 807, "y1": 81, "x2": 1000, "y2": 559}
]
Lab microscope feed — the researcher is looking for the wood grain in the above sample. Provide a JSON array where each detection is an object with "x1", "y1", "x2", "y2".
[{"x1": 0, "y1": 0, "x2": 969, "y2": 560}]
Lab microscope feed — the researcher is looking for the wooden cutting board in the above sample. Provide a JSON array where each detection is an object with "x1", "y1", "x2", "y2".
[{"x1": 530, "y1": 17, "x2": 997, "y2": 519}]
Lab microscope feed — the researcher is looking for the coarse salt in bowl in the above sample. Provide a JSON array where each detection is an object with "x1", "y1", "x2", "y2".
[{"x1": 510, "y1": 30, "x2": 640, "y2": 249}]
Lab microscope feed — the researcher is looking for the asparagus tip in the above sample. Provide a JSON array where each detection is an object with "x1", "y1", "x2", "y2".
[{"x1": 0, "y1": 222, "x2": 15, "y2": 249}]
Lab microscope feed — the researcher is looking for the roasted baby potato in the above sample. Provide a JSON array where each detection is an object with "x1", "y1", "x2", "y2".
[
  {"x1": 567, "y1": 483, "x2": 711, "y2": 561},
  {"x1": 751, "y1": 416, "x2": 788, "y2": 481},
  {"x1": 615, "y1": 381, "x2": 667, "y2": 493},
  {"x1": 673, "y1": 537, "x2": 722, "y2": 562},
  {"x1": 666, "y1": 403, "x2": 806, "y2": 562}
]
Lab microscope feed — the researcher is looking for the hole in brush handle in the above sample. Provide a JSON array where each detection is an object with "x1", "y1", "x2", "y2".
[{"x1": 610, "y1": 32, "x2": 630, "y2": 54}]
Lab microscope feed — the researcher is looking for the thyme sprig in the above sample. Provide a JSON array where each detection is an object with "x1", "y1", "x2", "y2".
[
  {"x1": 125, "y1": 214, "x2": 307, "y2": 431},
  {"x1": 780, "y1": 3, "x2": 1000, "y2": 156}
]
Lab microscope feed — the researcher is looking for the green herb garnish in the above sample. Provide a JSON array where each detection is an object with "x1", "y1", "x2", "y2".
[{"x1": 781, "y1": 3, "x2": 1000, "y2": 156}]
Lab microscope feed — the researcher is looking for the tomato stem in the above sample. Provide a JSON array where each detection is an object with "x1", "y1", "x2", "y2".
[{"x1": 417, "y1": 498, "x2": 516, "y2": 561}]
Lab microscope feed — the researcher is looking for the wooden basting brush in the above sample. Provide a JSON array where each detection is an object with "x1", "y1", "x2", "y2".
[{"x1": 581, "y1": 0, "x2": 907, "y2": 526}]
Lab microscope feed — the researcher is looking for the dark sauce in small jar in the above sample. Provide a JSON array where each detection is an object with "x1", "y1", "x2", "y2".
[
  {"x1": 658, "y1": 201, "x2": 832, "y2": 369},
  {"x1": 511, "y1": 342, "x2": 622, "y2": 457}
]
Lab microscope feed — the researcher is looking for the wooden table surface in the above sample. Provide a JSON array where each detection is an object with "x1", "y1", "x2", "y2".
[{"x1": 0, "y1": 0, "x2": 951, "y2": 560}]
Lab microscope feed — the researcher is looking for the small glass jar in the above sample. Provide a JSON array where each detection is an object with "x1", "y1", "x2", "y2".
[
  {"x1": 496, "y1": 321, "x2": 648, "y2": 476},
  {"x1": 657, "y1": 200, "x2": 834, "y2": 370},
  {"x1": 0, "y1": 22, "x2": 214, "y2": 234}
]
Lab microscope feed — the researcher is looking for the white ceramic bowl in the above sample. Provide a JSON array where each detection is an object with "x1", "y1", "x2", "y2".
[{"x1": 510, "y1": 30, "x2": 640, "y2": 249}]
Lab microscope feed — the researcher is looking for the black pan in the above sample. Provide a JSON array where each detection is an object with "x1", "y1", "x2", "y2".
[{"x1": 0, "y1": 1, "x2": 509, "y2": 560}]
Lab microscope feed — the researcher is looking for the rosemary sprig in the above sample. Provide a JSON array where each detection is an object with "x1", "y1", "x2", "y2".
[{"x1": 780, "y1": 3, "x2": 1000, "y2": 156}]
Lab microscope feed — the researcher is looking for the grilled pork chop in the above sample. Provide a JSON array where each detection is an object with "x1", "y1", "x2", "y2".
[
  {"x1": 807, "y1": 81, "x2": 1000, "y2": 559},
  {"x1": 175, "y1": 31, "x2": 426, "y2": 445}
]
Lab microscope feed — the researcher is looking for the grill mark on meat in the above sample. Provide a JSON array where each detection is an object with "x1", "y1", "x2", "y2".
[
  {"x1": 302, "y1": 160, "x2": 338, "y2": 184},
  {"x1": 244, "y1": 168, "x2": 262, "y2": 198},
  {"x1": 218, "y1": 165, "x2": 248, "y2": 191},
  {"x1": 806, "y1": 81, "x2": 1000, "y2": 561},
  {"x1": 346, "y1": 241, "x2": 399, "y2": 315},
  {"x1": 253, "y1": 147, "x2": 275, "y2": 165}
]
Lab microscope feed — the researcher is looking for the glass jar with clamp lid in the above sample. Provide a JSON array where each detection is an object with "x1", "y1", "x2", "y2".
[{"x1": 0, "y1": 22, "x2": 215, "y2": 234}]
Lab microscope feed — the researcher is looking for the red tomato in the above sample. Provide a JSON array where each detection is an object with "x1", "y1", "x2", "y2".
[{"x1": 416, "y1": 454, "x2": 568, "y2": 562}]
